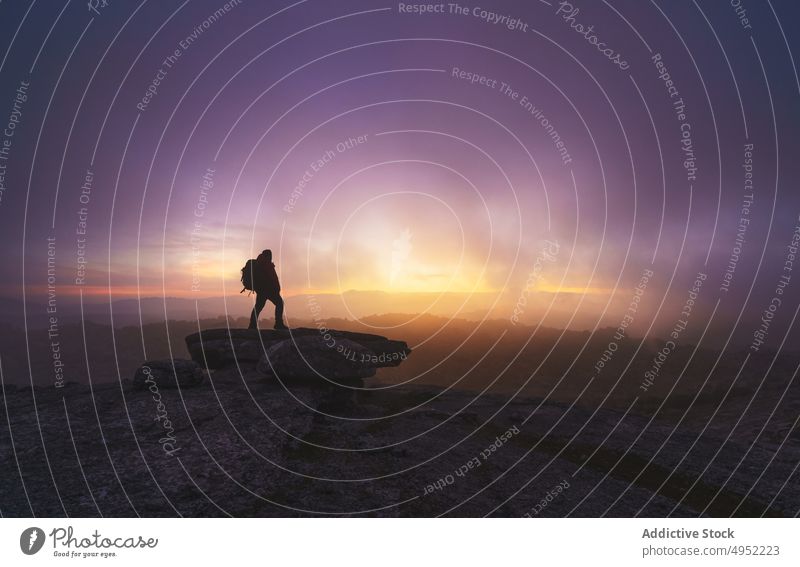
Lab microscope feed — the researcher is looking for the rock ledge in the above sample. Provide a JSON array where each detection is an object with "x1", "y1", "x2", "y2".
[{"x1": 184, "y1": 327, "x2": 411, "y2": 382}]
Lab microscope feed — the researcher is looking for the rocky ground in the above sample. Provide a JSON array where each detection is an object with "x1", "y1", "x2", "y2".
[{"x1": 1, "y1": 328, "x2": 798, "y2": 517}]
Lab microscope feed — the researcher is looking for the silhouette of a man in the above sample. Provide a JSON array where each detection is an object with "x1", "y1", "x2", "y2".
[{"x1": 248, "y1": 249, "x2": 287, "y2": 330}]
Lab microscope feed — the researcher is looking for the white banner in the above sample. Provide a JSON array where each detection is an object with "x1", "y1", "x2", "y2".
[{"x1": 0, "y1": 518, "x2": 797, "y2": 566}]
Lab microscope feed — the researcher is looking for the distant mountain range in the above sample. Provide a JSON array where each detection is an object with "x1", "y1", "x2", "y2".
[
  {"x1": 2, "y1": 290, "x2": 505, "y2": 327},
  {"x1": 0, "y1": 289, "x2": 787, "y2": 351},
  {"x1": 0, "y1": 289, "x2": 607, "y2": 329}
]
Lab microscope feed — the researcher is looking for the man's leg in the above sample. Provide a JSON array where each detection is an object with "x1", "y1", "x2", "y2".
[
  {"x1": 249, "y1": 293, "x2": 267, "y2": 329},
  {"x1": 271, "y1": 294, "x2": 286, "y2": 329}
]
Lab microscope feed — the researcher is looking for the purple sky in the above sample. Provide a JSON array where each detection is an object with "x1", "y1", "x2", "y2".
[{"x1": 1, "y1": 0, "x2": 799, "y2": 342}]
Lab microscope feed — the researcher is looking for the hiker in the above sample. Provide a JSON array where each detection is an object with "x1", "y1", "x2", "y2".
[{"x1": 243, "y1": 249, "x2": 287, "y2": 330}]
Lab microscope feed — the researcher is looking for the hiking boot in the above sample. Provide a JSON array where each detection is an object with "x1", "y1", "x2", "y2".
[{"x1": 274, "y1": 321, "x2": 289, "y2": 330}]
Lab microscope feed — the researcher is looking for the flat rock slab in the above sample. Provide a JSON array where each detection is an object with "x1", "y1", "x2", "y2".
[
  {"x1": 185, "y1": 327, "x2": 411, "y2": 371},
  {"x1": 257, "y1": 336, "x2": 384, "y2": 382}
]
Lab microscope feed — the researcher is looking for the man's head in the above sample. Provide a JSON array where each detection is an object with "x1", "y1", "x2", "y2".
[{"x1": 259, "y1": 249, "x2": 272, "y2": 262}]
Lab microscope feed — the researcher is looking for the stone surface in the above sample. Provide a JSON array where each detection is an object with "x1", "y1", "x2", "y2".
[
  {"x1": 257, "y1": 335, "x2": 382, "y2": 382},
  {"x1": 132, "y1": 359, "x2": 205, "y2": 390},
  {"x1": 185, "y1": 327, "x2": 411, "y2": 372},
  {"x1": 2, "y1": 380, "x2": 797, "y2": 517}
]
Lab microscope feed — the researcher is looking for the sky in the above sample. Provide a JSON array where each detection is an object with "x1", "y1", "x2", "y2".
[{"x1": 1, "y1": 0, "x2": 799, "y2": 341}]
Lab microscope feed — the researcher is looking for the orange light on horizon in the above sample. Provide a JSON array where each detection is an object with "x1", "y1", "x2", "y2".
[{"x1": 536, "y1": 284, "x2": 615, "y2": 296}]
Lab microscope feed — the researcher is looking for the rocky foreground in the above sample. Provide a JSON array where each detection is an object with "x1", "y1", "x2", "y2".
[{"x1": 1, "y1": 328, "x2": 798, "y2": 517}]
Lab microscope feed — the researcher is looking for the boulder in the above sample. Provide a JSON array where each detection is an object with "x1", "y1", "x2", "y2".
[
  {"x1": 133, "y1": 359, "x2": 205, "y2": 390},
  {"x1": 185, "y1": 327, "x2": 410, "y2": 371},
  {"x1": 257, "y1": 336, "x2": 381, "y2": 383}
]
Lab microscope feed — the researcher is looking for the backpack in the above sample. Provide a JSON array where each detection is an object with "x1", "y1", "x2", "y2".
[{"x1": 240, "y1": 259, "x2": 258, "y2": 294}]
